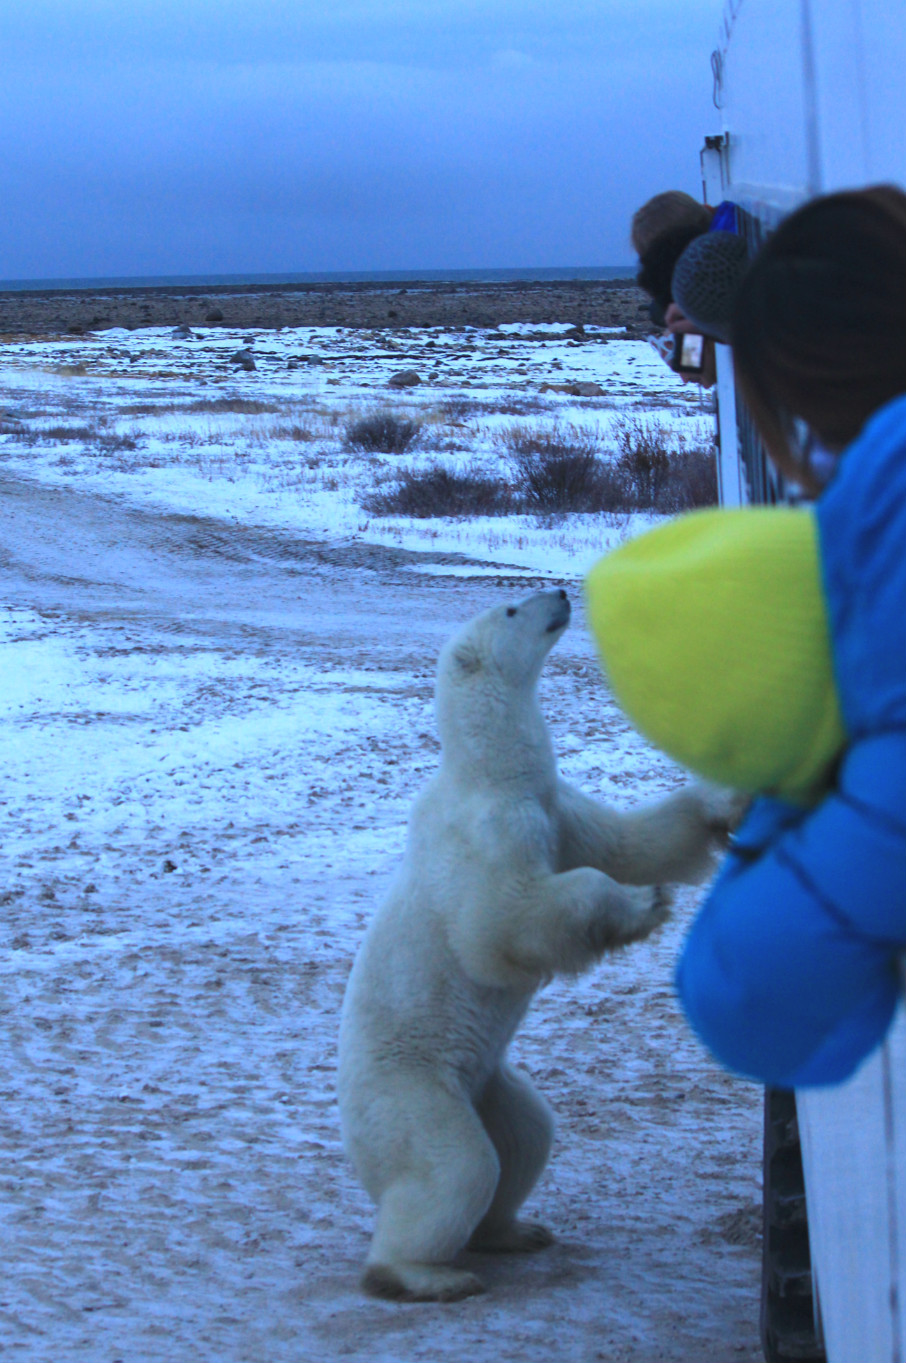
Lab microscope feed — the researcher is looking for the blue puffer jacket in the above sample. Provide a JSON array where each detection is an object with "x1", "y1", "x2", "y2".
[{"x1": 677, "y1": 393, "x2": 906, "y2": 1087}]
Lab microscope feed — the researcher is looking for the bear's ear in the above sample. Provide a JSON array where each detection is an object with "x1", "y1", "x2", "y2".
[{"x1": 452, "y1": 641, "x2": 482, "y2": 675}]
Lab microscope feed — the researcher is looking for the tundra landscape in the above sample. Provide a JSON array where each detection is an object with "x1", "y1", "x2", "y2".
[{"x1": 0, "y1": 281, "x2": 764, "y2": 1361}]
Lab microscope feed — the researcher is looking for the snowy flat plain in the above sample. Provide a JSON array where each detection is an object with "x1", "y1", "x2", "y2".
[{"x1": 0, "y1": 321, "x2": 763, "y2": 1361}]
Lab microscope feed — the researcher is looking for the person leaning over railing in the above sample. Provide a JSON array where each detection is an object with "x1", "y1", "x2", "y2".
[
  {"x1": 594, "y1": 186, "x2": 906, "y2": 1086},
  {"x1": 677, "y1": 185, "x2": 906, "y2": 1086},
  {"x1": 631, "y1": 189, "x2": 744, "y2": 389}
]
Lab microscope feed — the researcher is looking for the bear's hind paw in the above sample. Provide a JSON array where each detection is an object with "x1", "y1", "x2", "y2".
[
  {"x1": 469, "y1": 1218, "x2": 555, "y2": 1254},
  {"x1": 362, "y1": 1261, "x2": 486, "y2": 1302}
]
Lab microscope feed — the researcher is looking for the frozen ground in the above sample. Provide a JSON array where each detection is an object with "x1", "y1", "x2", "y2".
[{"x1": 0, "y1": 323, "x2": 763, "y2": 1362}]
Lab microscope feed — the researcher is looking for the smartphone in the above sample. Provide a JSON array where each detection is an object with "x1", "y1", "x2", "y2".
[{"x1": 670, "y1": 332, "x2": 706, "y2": 376}]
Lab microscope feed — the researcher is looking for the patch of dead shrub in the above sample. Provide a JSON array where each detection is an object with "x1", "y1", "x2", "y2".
[
  {"x1": 363, "y1": 463, "x2": 514, "y2": 517},
  {"x1": 346, "y1": 410, "x2": 421, "y2": 455}
]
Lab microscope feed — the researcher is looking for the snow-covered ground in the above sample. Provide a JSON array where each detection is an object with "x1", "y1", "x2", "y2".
[
  {"x1": 0, "y1": 322, "x2": 763, "y2": 1361},
  {"x1": 0, "y1": 320, "x2": 716, "y2": 576}
]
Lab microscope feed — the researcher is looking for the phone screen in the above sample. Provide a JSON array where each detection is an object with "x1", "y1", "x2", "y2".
[{"x1": 679, "y1": 334, "x2": 704, "y2": 370}]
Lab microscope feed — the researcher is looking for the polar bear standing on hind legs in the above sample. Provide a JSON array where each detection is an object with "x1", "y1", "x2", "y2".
[{"x1": 338, "y1": 589, "x2": 735, "y2": 1302}]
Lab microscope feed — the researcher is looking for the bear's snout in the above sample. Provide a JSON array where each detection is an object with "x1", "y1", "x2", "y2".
[{"x1": 546, "y1": 593, "x2": 571, "y2": 634}]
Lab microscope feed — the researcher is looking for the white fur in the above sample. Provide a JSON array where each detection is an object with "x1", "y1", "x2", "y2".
[{"x1": 338, "y1": 590, "x2": 732, "y2": 1301}]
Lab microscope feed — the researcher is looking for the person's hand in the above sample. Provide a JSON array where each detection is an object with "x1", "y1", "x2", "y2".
[
  {"x1": 665, "y1": 303, "x2": 717, "y2": 387},
  {"x1": 664, "y1": 302, "x2": 698, "y2": 333}
]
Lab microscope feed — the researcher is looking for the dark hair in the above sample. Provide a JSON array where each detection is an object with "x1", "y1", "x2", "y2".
[
  {"x1": 636, "y1": 224, "x2": 706, "y2": 317},
  {"x1": 730, "y1": 185, "x2": 906, "y2": 490},
  {"x1": 631, "y1": 190, "x2": 712, "y2": 256}
]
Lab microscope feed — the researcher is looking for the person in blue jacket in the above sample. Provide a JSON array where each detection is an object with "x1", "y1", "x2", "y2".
[{"x1": 676, "y1": 185, "x2": 906, "y2": 1088}]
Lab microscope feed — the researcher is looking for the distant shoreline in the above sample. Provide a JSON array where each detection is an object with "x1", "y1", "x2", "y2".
[{"x1": 0, "y1": 277, "x2": 649, "y2": 338}]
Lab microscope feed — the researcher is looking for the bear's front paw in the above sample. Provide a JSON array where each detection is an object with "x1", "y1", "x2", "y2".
[
  {"x1": 622, "y1": 883, "x2": 672, "y2": 944},
  {"x1": 697, "y1": 783, "x2": 751, "y2": 843},
  {"x1": 585, "y1": 883, "x2": 672, "y2": 955}
]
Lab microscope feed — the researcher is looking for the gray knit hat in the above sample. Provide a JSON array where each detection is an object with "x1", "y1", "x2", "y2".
[{"x1": 671, "y1": 231, "x2": 750, "y2": 342}]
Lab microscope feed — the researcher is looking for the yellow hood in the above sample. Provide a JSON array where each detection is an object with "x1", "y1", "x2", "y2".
[{"x1": 584, "y1": 507, "x2": 845, "y2": 801}]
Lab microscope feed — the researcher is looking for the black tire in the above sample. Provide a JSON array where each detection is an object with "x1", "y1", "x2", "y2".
[{"x1": 760, "y1": 1088, "x2": 826, "y2": 1362}]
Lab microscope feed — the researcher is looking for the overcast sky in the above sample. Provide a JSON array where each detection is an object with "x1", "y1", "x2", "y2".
[{"x1": 0, "y1": 0, "x2": 724, "y2": 279}]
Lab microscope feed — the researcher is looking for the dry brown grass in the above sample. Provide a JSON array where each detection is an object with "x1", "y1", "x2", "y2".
[
  {"x1": 181, "y1": 398, "x2": 283, "y2": 415},
  {"x1": 363, "y1": 462, "x2": 514, "y2": 517},
  {"x1": 611, "y1": 414, "x2": 717, "y2": 511},
  {"x1": 345, "y1": 411, "x2": 421, "y2": 454}
]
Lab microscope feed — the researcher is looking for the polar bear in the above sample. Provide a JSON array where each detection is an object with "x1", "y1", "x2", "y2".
[{"x1": 338, "y1": 589, "x2": 734, "y2": 1302}]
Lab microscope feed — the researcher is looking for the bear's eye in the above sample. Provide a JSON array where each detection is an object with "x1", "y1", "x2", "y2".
[{"x1": 506, "y1": 607, "x2": 517, "y2": 617}]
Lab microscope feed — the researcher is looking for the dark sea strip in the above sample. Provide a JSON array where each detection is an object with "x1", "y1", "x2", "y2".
[{"x1": 0, "y1": 266, "x2": 636, "y2": 293}]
